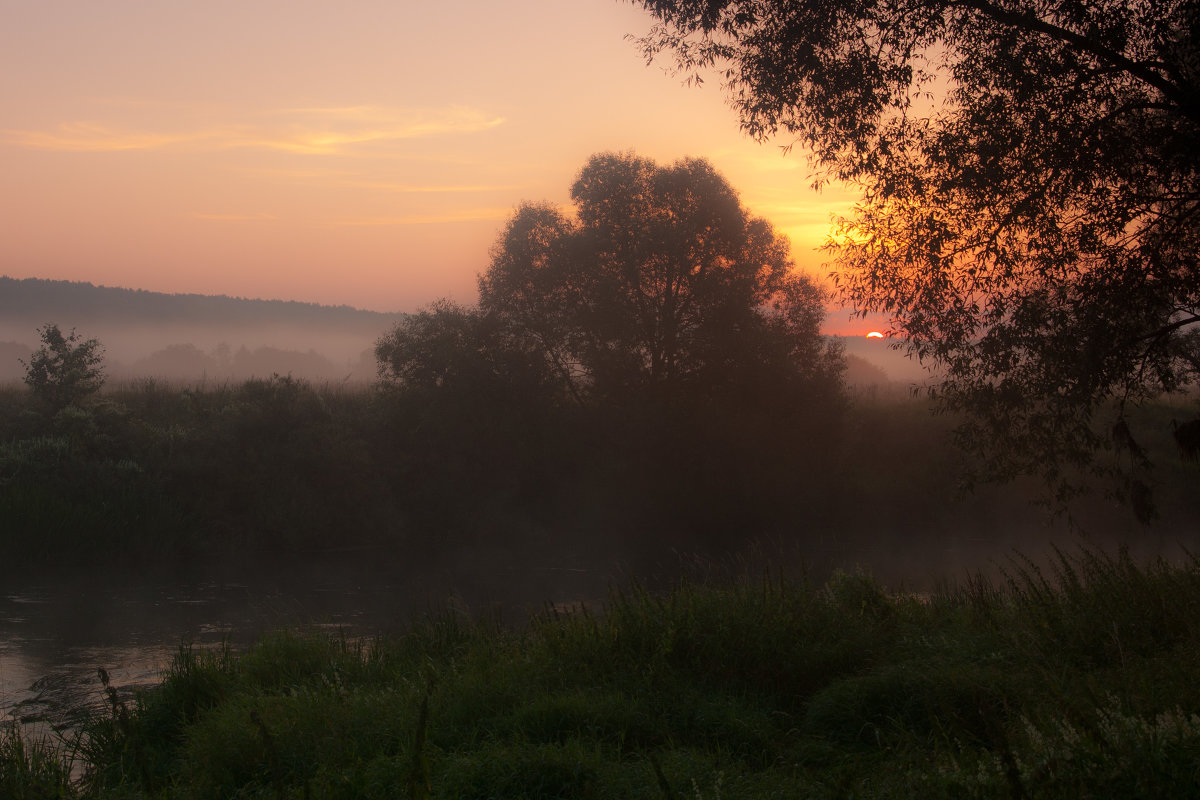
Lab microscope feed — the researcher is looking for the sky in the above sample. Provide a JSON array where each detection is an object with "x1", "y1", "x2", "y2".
[{"x1": 1, "y1": 0, "x2": 868, "y2": 332}]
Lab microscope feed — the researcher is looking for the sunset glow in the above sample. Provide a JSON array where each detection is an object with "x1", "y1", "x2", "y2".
[{"x1": 0, "y1": 0, "x2": 856, "y2": 315}]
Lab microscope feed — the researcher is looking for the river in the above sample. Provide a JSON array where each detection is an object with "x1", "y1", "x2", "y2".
[
  {"x1": 0, "y1": 554, "x2": 616, "y2": 739},
  {"x1": 4, "y1": 530, "x2": 1190, "y2": 744}
]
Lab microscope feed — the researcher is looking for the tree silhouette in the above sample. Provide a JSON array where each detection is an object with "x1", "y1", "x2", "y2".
[
  {"x1": 375, "y1": 300, "x2": 560, "y2": 400},
  {"x1": 479, "y1": 152, "x2": 844, "y2": 407},
  {"x1": 21, "y1": 323, "x2": 106, "y2": 411},
  {"x1": 635, "y1": 0, "x2": 1200, "y2": 502},
  {"x1": 375, "y1": 154, "x2": 847, "y2": 547}
]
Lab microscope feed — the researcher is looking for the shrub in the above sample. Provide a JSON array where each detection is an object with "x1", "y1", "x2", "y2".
[{"x1": 21, "y1": 323, "x2": 105, "y2": 411}]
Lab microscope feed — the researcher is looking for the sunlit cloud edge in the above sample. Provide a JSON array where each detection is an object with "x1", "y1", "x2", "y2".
[{"x1": 1, "y1": 106, "x2": 506, "y2": 155}]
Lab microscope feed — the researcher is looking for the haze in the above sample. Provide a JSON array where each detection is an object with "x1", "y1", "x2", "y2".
[{"x1": 1, "y1": 0, "x2": 865, "y2": 328}]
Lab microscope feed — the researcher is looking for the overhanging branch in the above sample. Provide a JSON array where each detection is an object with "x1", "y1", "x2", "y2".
[{"x1": 958, "y1": 0, "x2": 1200, "y2": 125}]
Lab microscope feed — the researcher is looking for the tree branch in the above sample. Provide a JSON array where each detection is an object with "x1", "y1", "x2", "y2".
[
  {"x1": 957, "y1": 0, "x2": 1200, "y2": 124},
  {"x1": 1139, "y1": 313, "x2": 1200, "y2": 343}
]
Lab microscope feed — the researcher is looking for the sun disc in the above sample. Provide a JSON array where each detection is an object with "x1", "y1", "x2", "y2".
[{"x1": 866, "y1": 331, "x2": 884, "y2": 338}]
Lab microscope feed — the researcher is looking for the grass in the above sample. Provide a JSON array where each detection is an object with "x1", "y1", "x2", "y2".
[
  {"x1": 0, "y1": 724, "x2": 76, "y2": 799},
  {"x1": 5, "y1": 544, "x2": 1200, "y2": 798}
]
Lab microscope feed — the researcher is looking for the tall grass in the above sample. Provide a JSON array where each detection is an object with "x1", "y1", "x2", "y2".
[
  {"x1": 5, "y1": 545, "x2": 1195, "y2": 798},
  {"x1": 0, "y1": 725, "x2": 75, "y2": 799}
]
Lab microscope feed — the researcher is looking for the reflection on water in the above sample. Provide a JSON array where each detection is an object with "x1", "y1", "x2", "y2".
[
  {"x1": 0, "y1": 580, "x2": 350, "y2": 734},
  {"x1": 0, "y1": 555, "x2": 615, "y2": 737}
]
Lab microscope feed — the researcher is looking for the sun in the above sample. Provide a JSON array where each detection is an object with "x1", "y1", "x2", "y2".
[{"x1": 866, "y1": 331, "x2": 884, "y2": 338}]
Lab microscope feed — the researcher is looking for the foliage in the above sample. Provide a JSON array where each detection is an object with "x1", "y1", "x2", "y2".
[
  {"x1": 375, "y1": 299, "x2": 563, "y2": 402},
  {"x1": 0, "y1": 376, "x2": 403, "y2": 571},
  {"x1": 20, "y1": 323, "x2": 106, "y2": 411},
  {"x1": 3, "y1": 371, "x2": 1195, "y2": 572},
  {"x1": 16, "y1": 546, "x2": 1200, "y2": 798},
  {"x1": 372, "y1": 153, "x2": 851, "y2": 552},
  {"x1": 634, "y1": 0, "x2": 1200, "y2": 506},
  {"x1": 477, "y1": 152, "x2": 845, "y2": 407},
  {"x1": 0, "y1": 724, "x2": 75, "y2": 799}
]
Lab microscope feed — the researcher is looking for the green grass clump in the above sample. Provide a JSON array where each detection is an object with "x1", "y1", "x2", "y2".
[
  {"x1": 14, "y1": 546, "x2": 1200, "y2": 798},
  {"x1": 0, "y1": 724, "x2": 76, "y2": 799}
]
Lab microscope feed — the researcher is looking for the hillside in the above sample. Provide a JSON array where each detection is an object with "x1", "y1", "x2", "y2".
[
  {"x1": 0, "y1": 276, "x2": 406, "y2": 381},
  {"x1": 0, "y1": 276, "x2": 402, "y2": 332}
]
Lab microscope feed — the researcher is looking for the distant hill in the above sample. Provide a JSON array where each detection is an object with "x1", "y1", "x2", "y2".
[
  {"x1": 0, "y1": 276, "x2": 407, "y2": 382},
  {"x1": 829, "y1": 335, "x2": 936, "y2": 385},
  {"x1": 0, "y1": 276, "x2": 402, "y2": 333}
]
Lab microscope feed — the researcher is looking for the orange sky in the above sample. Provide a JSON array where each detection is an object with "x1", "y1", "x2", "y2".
[{"x1": 1, "y1": 0, "x2": 869, "y2": 332}]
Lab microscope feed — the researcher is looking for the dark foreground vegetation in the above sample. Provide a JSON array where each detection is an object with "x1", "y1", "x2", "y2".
[
  {"x1": 4, "y1": 371, "x2": 1195, "y2": 580},
  {"x1": 4, "y1": 546, "x2": 1200, "y2": 798}
]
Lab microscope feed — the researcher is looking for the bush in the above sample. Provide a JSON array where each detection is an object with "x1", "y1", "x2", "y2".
[{"x1": 20, "y1": 323, "x2": 106, "y2": 411}]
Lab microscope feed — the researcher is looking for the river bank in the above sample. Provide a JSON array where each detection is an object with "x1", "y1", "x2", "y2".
[{"x1": 4, "y1": 545, "x2": 1199, "y2": 798}]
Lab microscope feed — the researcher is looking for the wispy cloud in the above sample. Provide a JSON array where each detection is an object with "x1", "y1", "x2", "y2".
[
  {"x1": 335, "y1": 207, "x2": 512, "y2": 226},
  {"x1": 2, "y1": 105, "x2": 505, "y2": 155},
  {"x1": 229, "y1": 166, "x2": 517, "y2": 194},
  {"x1": 2, "y1": 122, "x2": 200, "y2": 152}
]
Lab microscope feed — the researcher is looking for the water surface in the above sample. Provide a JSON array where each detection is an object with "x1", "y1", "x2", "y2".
[{"x1": 0, "y1": 555, "x2": 614, "y2": 736}]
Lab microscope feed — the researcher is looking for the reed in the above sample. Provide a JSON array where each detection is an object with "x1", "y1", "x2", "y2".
[{"x1": 0, "y1": 724, "x2": 75, "y2": 799}]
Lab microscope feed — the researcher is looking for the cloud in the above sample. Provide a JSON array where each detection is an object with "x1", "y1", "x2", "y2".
[
  {"x1": 248, "y1": 106, "x2": 505, "y2": 154},
  {"x1": 335, "y1": 207, "x2": 512, "y2": 226},
  {"x1": 228, "y1": 167, "x2": 518, "y2": 195},
  {"x1": 1, "y1": 122, "x2": 199, "y2": 152},
  {"x1": 2, "y1": 105, "x2": 505, "y2": 155}
]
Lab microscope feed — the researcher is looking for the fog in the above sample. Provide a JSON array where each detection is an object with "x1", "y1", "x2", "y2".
[
  {"x1": 0, "y1": 319, "x2": 387, "y2": 384},
  {"x1": 1, "y1": 323, "x2": 930, "y2": 390}
]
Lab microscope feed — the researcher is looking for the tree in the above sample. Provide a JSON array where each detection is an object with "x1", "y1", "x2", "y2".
[
  {"x1": 479, "y1": 152, "x2": 844, "y2": 407},
  {"x1": 21, "y1": 323, "x2": 106, "y2": 410},
  {"x1": 375, "y1": 154, "x2": 847, "y2": 545},
  {"x1": 635, "y1": 0, "x2": 1200, "y2": 508},
  {"x1": 375, "y1": 300, "x2": 561, "y2": 400}
]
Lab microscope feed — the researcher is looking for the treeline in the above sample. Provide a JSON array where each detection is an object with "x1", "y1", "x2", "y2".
[
  {"x1": 1, "y1": 360, "x2": 1192, "y2": 578},
  {"x1": 0, "y1": 370, "x2": 848, "y2": 572}
]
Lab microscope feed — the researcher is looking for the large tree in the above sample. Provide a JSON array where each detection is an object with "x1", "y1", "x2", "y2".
[
  {"x1": 479, "y1": 152, "x2": 844, "y2": 407},
  {"x1": 634, "y1": 1, "x2": 1200, "y2": 511}
]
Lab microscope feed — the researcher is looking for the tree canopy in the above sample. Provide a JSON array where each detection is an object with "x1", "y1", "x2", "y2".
[
  {"x1": 635, "y1": 0, "x2": 1200, "y2": 507},
  {"x1": 477, "y1": 151, "x2": 844, "y2": 408}
]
